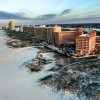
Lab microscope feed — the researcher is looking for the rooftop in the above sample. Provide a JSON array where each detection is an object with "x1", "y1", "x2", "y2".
[
  {"x1": 62, "y1": 31, "x2": 75, "y2": 32},
  {"x1": 80, "y1": 34, "x2": 90, "y2": 37}
]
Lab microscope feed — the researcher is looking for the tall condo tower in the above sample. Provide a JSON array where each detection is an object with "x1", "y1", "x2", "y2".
[{"x1": 9, "y1": 20, "x2": 15, "y2": 30}]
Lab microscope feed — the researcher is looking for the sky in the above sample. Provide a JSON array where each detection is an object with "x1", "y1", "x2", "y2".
[{"x1": 0, "y1": 0, "x2": 100, "y2": 26}]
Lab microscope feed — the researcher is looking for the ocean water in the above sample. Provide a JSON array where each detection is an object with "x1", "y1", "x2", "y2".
[{"x1": 0, "y1": 30, "x2": 57, "y2": 100}]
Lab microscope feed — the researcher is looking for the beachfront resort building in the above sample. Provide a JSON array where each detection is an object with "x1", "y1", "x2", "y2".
[
  {"x1": 34, "y1": 25, "x2": 61, "y2": 43},
  {"x1": 54, "y1": 28, "x2": 84, "y2": 47},
  {"x1": 23, "y1": 26, "x2": 34, "y2": 34},
  {"x1": 76, "y1": 31, "x2": 96, "y2": 55}
]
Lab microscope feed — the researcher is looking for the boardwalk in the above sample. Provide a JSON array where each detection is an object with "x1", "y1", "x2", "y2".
[{"x1": 44, "y1": 45, "x2": 65, "y2": 54}]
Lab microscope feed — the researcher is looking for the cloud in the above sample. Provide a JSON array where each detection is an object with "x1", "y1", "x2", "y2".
[
  {"x1": 0, "y1": 11, "x2": 31, "y2": 20},
  {"x1": 55, "y1": 17, "x2": 100, "y2": 24},
  {"x1": 36, "y1": 14, "x2": 57, "y2": 20},
  {"x1": 61, "y1": 9, "x2": 71, "y2": 15},
  {"x1": 1, "y1": 8, "x2": 100, "y2": 25},
  {"x1": 0, "y1": 9, "x2": 71, "y2": 21},
  {"x1": 35, "y1": 9, "x2": 71, "y2": 20}
]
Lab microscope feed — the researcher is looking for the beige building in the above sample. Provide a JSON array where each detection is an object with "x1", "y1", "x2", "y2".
[
  {"x1": 23, "y1": 25, "x2": 61, "y2": 42},
  {"x1": 9, "y1": 20, "x2": 15, "y2": 30},
  {"x1": 46, "y1": 26, "x2": 61, "y2": 44},
  {"x1": 23, "y1": 26, "x2": 34, "y2": 34},
  {"x1": 34, "y1": 26, "x2": 47, "y2": 41},
  {"x1": 34, "y1": 26, "x2": 61, "y2": 43}
]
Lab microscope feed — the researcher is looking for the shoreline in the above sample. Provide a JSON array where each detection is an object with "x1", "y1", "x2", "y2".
[{"x1": 5, "y1": 29, "x2": 100, "y2": 100}]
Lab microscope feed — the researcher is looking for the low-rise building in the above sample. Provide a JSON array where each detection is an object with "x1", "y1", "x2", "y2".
[{"x1": 15, "y1": 26, "x2": 23, "y2": 32}]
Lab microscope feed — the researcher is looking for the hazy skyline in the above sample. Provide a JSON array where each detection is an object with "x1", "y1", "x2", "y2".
[{"x1": 0, "y1": 0, "x2": 100, "y2": 26}]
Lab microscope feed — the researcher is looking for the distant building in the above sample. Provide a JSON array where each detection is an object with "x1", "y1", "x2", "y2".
[
  {"x1": 23, "y1": 26, "x2": 34, "y2": 34},
  {"x1": 9, "y1": 20, "x2": 15, "y2": 30},
  {"x1": 15, "y1": 27, "x2": 19, "y2": 32},
  {"x1": 20, "y1": 26, "x2": 23, "y2": 32},
  {"x1": 76, "y1": 31, "x2": 96, "y2": 55},
  {"x1": 15, "y1": 26, "x2": 23, "y2": 32}
]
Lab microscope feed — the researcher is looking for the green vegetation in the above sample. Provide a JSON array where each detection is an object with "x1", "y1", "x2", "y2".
[
  {"x1": 39, "y1": 60, "x2": 100, "y2": 99},
  {"x1": 6, "y1": 30, "x2": 34, "y2": 48},
  {"x1": 26, "y1": 63, "x2": 42, "y2": 72},
  {"x1": 7, "y1": 30, "x2": 33, "y2": 43},
  {"x1": 96, "y1": 31, "x2": 100, "y2": 36}
]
